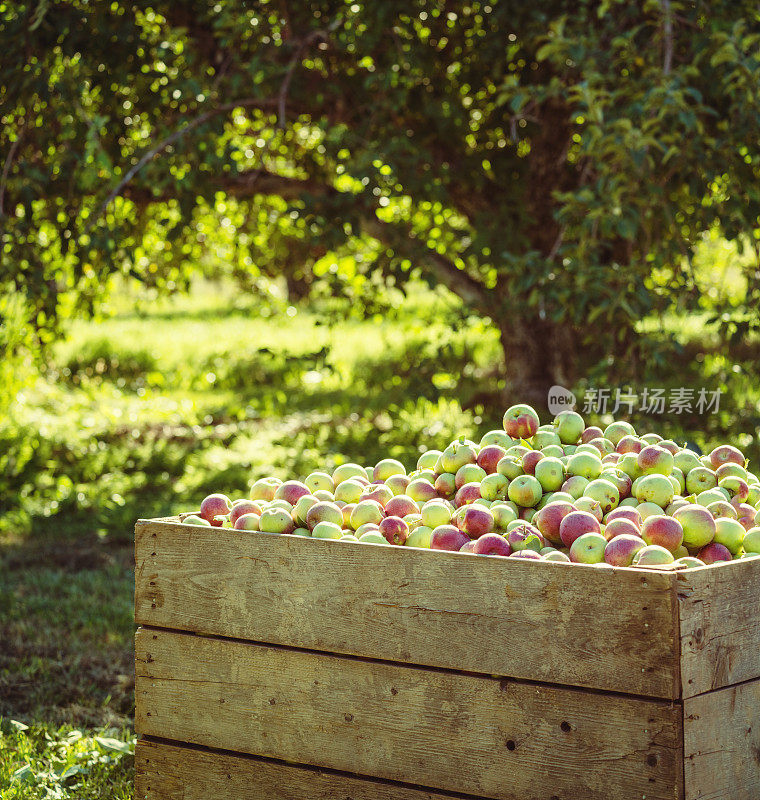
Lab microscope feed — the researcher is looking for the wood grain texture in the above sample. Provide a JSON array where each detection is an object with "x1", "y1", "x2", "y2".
[
  {"x1": 135, "y1": 739, "x2": 478, "y2": 800},
  {"x1": 677, "y1": 558, "x2": 760, "y2": 698},
  {"x1": 134, "y1": 518, "x2": 681, "y2": 698},
  {"x1": 683, "y1": 677, "x2": 760, "y2": 800},
  {"x1": 135, "y1": 628, "x2": 683, "y2": 800}
]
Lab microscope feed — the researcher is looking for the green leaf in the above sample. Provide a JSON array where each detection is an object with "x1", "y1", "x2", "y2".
[{"x1": 94, "y1": 736, "x2": 134, "y2": 755}]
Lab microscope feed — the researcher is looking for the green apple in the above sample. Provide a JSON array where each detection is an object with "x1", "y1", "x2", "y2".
[
  {"x1": 534, "y1": 457, "x2": 565, "y2": 492},
  {"x1": 583, "y1": 479, "x2": 620, "y2": 515},
  {"x1": 405, "y1": 526, "x2": 433, "y2": 548},
  {"x1": 566, "y1": 451, "x2": 603, "y2": 480},
  {"x1": 634, "y1": 474, "x2": 674, "y2": 509},
  {"x1": 553, "y1": 410, "x2": 585, "y2": 444},
  {"x1": 742, "y1": 527, "x2": 760, "y2": 553},
  {"x1": 713, "y1": 517, "x2": 746, "y2": 555},
  {"x1": 479, "y1": 472, "x2": 509, "y2": 501},
  {"x1": 507, "y1": 474, "x2": 543, "y2": 508}
]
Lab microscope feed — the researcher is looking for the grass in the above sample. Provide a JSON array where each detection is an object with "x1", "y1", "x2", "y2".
[{"x1": 1, "y1": 276, "x2": 759, "y2": 798}]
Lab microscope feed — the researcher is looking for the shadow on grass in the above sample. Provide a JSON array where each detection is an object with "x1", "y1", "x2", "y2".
[{"x1": 0, "y1": 536, "x2": 134, "y2": 729}]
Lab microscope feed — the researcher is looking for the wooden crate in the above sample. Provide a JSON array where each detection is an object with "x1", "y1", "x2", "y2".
[{"x1": 134, "y1": 517, "x2": 760, "y2": 800}]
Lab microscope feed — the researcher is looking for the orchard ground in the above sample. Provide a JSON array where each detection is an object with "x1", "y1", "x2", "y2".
[{"x1": 2, "y1": 277, "x2": 760, "y2": 799}]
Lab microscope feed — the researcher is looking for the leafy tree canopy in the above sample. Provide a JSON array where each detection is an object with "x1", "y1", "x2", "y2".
[{"x1": 2, "y1": 1, "x2": 760, "y2": 398}]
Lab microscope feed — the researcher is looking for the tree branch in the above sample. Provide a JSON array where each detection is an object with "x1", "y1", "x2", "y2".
[
  {"x1": 661, "y1": 0, "x2": 673, "y2": 75},
  {"x1": 87, "y1": 98, "x2": 278, "y2": 231}
]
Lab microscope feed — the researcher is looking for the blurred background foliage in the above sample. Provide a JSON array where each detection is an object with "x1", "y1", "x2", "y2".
[{"x1": 1, "y1": 2, "x2": 760, "y2": 797}]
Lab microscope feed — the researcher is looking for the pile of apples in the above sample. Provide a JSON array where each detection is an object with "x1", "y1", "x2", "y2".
[{"x1": 183, "y1": 404, "x2": 760, "y2": 569}]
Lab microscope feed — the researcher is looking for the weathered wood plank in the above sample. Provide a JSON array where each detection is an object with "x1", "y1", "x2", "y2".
[
  {"x1": 135, "y1": 628, "x2": 683, "y2": 800},
  {"x1": 134, "y1": 519, "x2": 680, "y2": 697},
  {"x1": 135, "y1": 738, "x2": 479, "y2": 800},
  {"x1": 683, "y1": 677, "x2": 760, "y2": 800},
  {"x1": 677, "y1": 558, "x2": 760, "y2": 698}
]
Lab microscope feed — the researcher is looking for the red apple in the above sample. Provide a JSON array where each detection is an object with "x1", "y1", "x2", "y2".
[
  {"x1": 559, "y1": 511, "x2": 602, "y2": 548},
  {"x1": 473, "y1": 533, "x2": 512, "y2": 556},
  {"x1": 430, "y1": 525, "x2": 470, "y2": 552},
  {"x1": 477, "y1": 445, "x2": 507, "y2": 474},
  {"x1": 379, "y1": 515, "x2": 410, "y2": 546},
  {"x1": 200, "y1": 493, "x2": 232, "y2": 526}
]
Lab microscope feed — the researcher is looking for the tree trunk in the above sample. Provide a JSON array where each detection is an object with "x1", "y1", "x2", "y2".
[{"x1": 496, "y1": 315, "x2": 577, "y2": 409}]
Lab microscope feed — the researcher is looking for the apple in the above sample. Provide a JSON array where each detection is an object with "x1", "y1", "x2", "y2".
[
  {"x1": 305, "y1": 500, "x2": 344, "y2": 530},
  {"x1": 708, "y1": 444, "x2": 745, "y2": 471},
  {"x1": 637, "y1": 445, "x2": 674, "y2": 476},
  {"x1": 455, "y1": 463, "x2": 487, "y2": 489},
  {"x1": 715, "y1": 462, "x2": 748, "y2": 481},
  {"x1": 534, "y1": 457, "x2": 565, "y2": 492},
  {"x1": 362, "y1": 483, "x2": 394, "y2": 507},
  {"x1": 673, "y1": 448, "x2": 702, "y2": 474},
  {"x1": 200, "y1": 493, "x2": 232, "y2": 526},
  {"x1": 259, "y1": 508, "x2": 295, "y2": 535},
  {"x1": 706, "y1": 500, "x2": 738, "y2": 520},
  {"x1": 509, "y1": 549, "x2": 542, "y2": 560},
  {"x1": 434, "y1": 472, "x2": 457, "y2": 498},
  {"x1": 473, "y1": 533, "x2": 512, "y2": 556},
  {"x1": 533, "y1": 500, "x2": 575, "y2": 547},
  {"x1": 459, "y1": 540, "x2": 477, "y2": 553},
  {"x1": 291, "y1": 527, "x2": 312, "y2": 537},
  {"x1": 507, "y1": 525, "x2": 544, "y2": 552},
  {"x1": 605, "y1": 506, "x2": 642, "y2": 529},
  {"x1": 569, "y1": 532, "x2": 607, "y2": 564},
  {"x1": 439, "y1": 441, "x2": 478, "y2": 474},
  {"x1": 406, "y1": 478, "x2": 438, "y2": 503},
  {"x1": 417, "y1": 450, "x2": 442, "y2": 471},
  {"x1": 491, "y1": 501, "x2": 519, "y2": 531},
  {"x1": 640, "y1": 433, "x2": 663, "y2": 445},
  {"x1": 603, "y1": 420, "x2": 635, "y2": 446},
  {"x1": 275, "y1": 480, "x2": 311, "y2": 506},
  {"x1": 634, "y1": 474, "x2": 674, "y2": 509},
  {"x1": 229, "y1": 500, "x2": 262, "y2": 527},
  {"x1": 379, "y1": 516, "x2": 409, "y2": 545},
  {"x1": 616, "y1": 452, "x2": 642, "y2": 480},
  {"x1": 713, "y1": 517, "x2": 745, "y2": 555},
  {"x1": 477, "y1": 445, "x2": 507, "y2": 474},
  {"x1": 560, "y1": 510, "x2": 602, "y2": 548},
  {"x1": 311, "y1": 521, "x2": 343, "y2": 539},
  {"x1": 636, "y1": 502, "x2": 665, "y2": 521},
  {"x1": 532, "y1": 429, "x2": 562, "y2": 450},
  {"x1": 552, "y1": 410, "x2": 585, "y2": 444},
  {"x1": 373, "y1": 458, "x2": 406, "y2": 482},
  {"x1": 496, "y1": 455, "x2": 524, "y2": 481},
  {"x1": 334, "y1": 479, "x2": 365, "y2": 504},
  {"x1": 384, "y1": 494, "x2": 419, "y2": 518},
  {"x1": 718, "y1": 476, "x2": 750, "y2": 503},
  {"x1": 479, "y1": 473, "x2": 509, "y2": 501},
  {"x1": 742, "y1": 526, "x2": 760, "y2": 554},
  {"x1": 641, "y1": 515, "x2": 684, "y2": 553},
  {"x1": 503, "y1": 404, "x2": 540, "y2": 439},
  {"x1": 354, "y1": 522, "x2": 380, "y2": 538},
  {"x1": 603, "y1": 517, "x2": 641, "y2": 541},
  {"x1": 507, "y1": 474, "x2": 543, "y2": 508},
  {"x1": 698, "y1": 488, "x2": 730, "y2": 507},
  {"x1": 182, "y1": 514, "x2": 212, "y2": 527},
  {"x1": 430, "y1": 525, "x2": 470, "y2": 552},
  {"x1": 581, "y1": 426, "x2": 604, "y2": 444},
  {"x1": 697, "y1": 542, "x2": 733, "y2": 565},
  {"x1": 480, "y1": 430, "x2": 514, "y2": 448},
  {"x1": 685, "y1": 467, "x2": 718, "y2": 495},
  {"x1": 269, "y1": 499, "x2": 294, "y2": 512},
  {"x1": 588, "y1": 437, "x2": 615, "y2": 457},
  {"x1": 521, "y1": 450, "x2": 543, "y2": 476},
  {"x1": 566, "y1": 452, "x2": 603, "y2": 480},
  {"x1": 333, "y1": 463, "x2": 367, "y2": 484},
  {"x1": 359, "y1": 531, "x2": 390, "y2": 545},
  {"x1": 544, "y1": 550, "x2": 571, "y2": 562},
  {"x1": 250, "y1": 478, "x2": 281, "y2": 502},
  {"x1": 673, "y1": 556, "x2": 704, "y2": 568},
  {"x1": 455, "y1": 482, "x2": 483, "y2": 506},
  {"x1": 632, "y1": 545, "x2": 675, "y2": 567},
  {"x1": 616, "y1": 435, "x2": 643, "y2": 454},
  {"x1": 349, "y1": 500, "x2": 385, "y2": 529},
  {"x1": 458, "y1": 505, "x2": 495, "y2": 539},
  {"x1": 561, "y1": 475, "x2": 589, "y2": 499},
  {"x1": 573, "y1": 497, "x2": 603, "y2": 521},
  {"x1": 583, "y1": 479, "x2": 620, "y2": 514},
  {"x1": 421, "y1": 501, "x2": 452, "y2": 529},
  {"x1": 604, "y1": 534, "x2": 646, "y2": 567},
  {"x1": 671, "y1": 504, "x2": 716, "y2": 549},
  {"x1": 384, "y1": 474, "x2": 410, "y2": 496}
]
